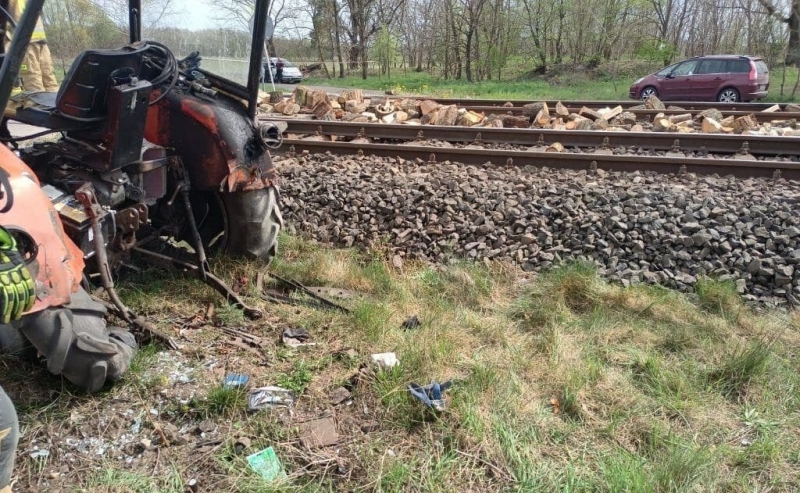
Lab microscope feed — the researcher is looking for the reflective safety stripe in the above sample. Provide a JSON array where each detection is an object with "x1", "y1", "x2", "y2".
[{"x1": 8, "y1": 0, "x2": 47, "y2": 42}]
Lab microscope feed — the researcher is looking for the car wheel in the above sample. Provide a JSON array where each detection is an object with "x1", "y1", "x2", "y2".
[
  {"x1": 717, "y1": 87, "x2": 740, "y2": 103},
  {"x1": 640, "y1": 86, "x2": 658, "y2": 100}
]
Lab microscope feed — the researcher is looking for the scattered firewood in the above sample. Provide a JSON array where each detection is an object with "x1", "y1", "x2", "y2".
[
  {"x1": 652, "y1": 118, "x2": 674, "y2": 132},
  {"x1": 668, "y1": 113, "x2": 693, "y2": 124},
  {"x1": 419, "y1": 100, "x2": 440, "y2": 116},
  {"x1": 579, "y1": 106, "x2": 601, "y2": 121},
  {"x1": 545, "y1": 142, "x2": 564, "y2": 152},
  {"x1": 702, "y1": 117, "x2": 723, "y2": 133},
  {"x1": 499, "y1": 115, "x2": 530, "y2": 128},
  {"x1": 292, "y1": 86, "x2": 308, "y2": 107},
  {"x1": 338, "y1": 89, "x2": 363, "y2": 105},
  {"x1": 762, "y1": 104, "x2": 780, "y2": 113},
  {"x1": 312, "y1": 100, "x2": 333, "y2": 119},
  {"x1": 599, "y1": 105, "x2": 623, "y2": 121}
]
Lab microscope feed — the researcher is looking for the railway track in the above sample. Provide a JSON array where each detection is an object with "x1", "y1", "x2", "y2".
[
  {"x1": 279, "y1": 139, "x2": 800, "y2": 180},
  {"x1": 282, "y1": 120, "x2": 800, "y2": 157}
]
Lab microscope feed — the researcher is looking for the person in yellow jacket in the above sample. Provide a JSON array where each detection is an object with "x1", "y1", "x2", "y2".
[{"x1": 6, "y1": 0, "x2": 58, "y2": 92}]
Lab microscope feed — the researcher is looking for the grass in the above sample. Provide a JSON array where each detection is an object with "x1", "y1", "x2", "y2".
[
  {"x1": 3, "y1": 236, "x2": 800, "y2": 492},
  {"x1": 303, "y1": 64, "x2": 800, "y2": 103}
]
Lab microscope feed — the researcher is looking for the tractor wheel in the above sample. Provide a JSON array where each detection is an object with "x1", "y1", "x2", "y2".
[{"x1": 191, "y1": 186, "x2": 283, "y2": 264}]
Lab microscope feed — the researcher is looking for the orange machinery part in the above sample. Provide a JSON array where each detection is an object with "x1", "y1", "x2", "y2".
[{"x1": 0, "y1": 145, "x2": 84, "y2": 314}]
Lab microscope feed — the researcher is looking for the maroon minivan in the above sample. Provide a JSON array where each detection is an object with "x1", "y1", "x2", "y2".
[{"x1": 629, "y1": 55, "x2": 770, "y2": 102}]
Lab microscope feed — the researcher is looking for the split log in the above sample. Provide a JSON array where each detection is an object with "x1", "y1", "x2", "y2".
[
  {"x1": 600, "y1": 105, "x2": 623, "y2": 121},
  {"x1": 579, "y1": 106, "x2": 601, "y2": 120},
  {"x1": 292, "y1": 86, "x2": 309, "y2": 107},
  {"x1": 575, "y1": 118, "x2": 593, "y2": 131},
  {"x1": 668, "y1": 113, "x2": 693, "y2": 124},
  {"x1": 269, "y1": 91, "x2": 284, "y2": 104},
  {"x1": 618, "y1": 111, "x2": 637, "y2": 125},
  {"x1": 644, "y1": 94, "x2": 665, "y2": 110},
  {"x1": 533, "y1": 109, "x2": 551, "y2": 127},
  {"x1": 282, "y1": 103, "x2": 301, "y2": 116},
  {"x1": 345, "y1": 100, "x2": 369, "y2": 113},
  {"x1": 438, "y1": 105, "x2": 459, "y2": 126},
  {"x1": 698, "y1": 108, "x2": 724, "y2": 123},
  {"x1": 555, "y1": 101, "x2": 569, "y2": 117},
  {"x1": 592, "y1": 119, "x2": 609, "y2": 130},
  {"x1": 545, "y1": 142, "x2": 564, "y2": 152},
  {"x1": 565, "y1": 120, "x2": 577, "y2": 130},
  {"x1": 652, "y1": 118, "x2": 674, "y2": 132},
  {"x1": 522, "y1": 102, "x2": 546, "y2": 117},
  {"x1": 702, "y1": 117, "x2": 723, "y2": 133},
  {"x1": 420, "y1": 109, "x2": 439, "y2": 125},
  {"x1": 499, "y1": 115, "x2": 531, "y2": 128},
  {"x1": 459, "y1": 110, "x2": 484, "y2": 125},
  {"x1": 306, "y1": 90, "x2": 329, "y2": 109},
  {"x1": 762, "y1": 104, "x2": 780, "y2": 113},
  {"x1": 419, "y1": 100, "x2": 440, "y2": 116},
  {"x1": 733, "y1": 114, "x2": 757, "y2": 133},
  {"x1": 338, "y1": 89, "x2": 363, "y2": 104},
  {"x1": 312, "y1": 100, "x2": 333, "y2": 119}
]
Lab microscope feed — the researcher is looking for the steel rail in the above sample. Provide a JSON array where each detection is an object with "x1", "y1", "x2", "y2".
[
  {"x1": 459, "y1": 105, "x2": 800, "y2": 120},
  {"x1": 282, "y1": 120, "x2": 800, "y2": 156},
  {"x1": 407, "y1": 98, "x2": 783, "y2": 111},
  {"x1": 278, "y1": 139, "x2": 800, "y2": 180}
]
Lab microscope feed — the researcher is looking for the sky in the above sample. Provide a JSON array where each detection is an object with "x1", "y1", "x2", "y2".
[{"x1": 171, "y1": 0, "x2": 221, "y2": 31}]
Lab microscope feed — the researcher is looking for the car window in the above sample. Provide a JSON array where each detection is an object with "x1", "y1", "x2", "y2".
[
  {"x1": 283, "y1": 61, "x2": 295, "y2": 68},
  {"x1": 672, "y1": 60, "x2": 698, "y2": 76},
  {"x1": 726, "y1": 60, "x2": 750, "y2": 73},
  {"x1": 656, "y1": 63, "x2": 678, "y2": 77},
  {"x1": 697, "y1": 59, "x2": 727, "y2": 74},
  {"x1": 756, "y1": 60, "x2": 769, "y2": 75}
]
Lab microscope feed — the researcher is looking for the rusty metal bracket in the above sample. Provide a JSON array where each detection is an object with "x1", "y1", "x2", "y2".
[
  {"x1": 594, "y1": 136, "x2": 613, "y2": 155},
  {"x1": 474, "y1": 132, "x2": 482, "y2": 145},
  {"x1": 266, "y1": 272, "x2": 350, "y2": 313},
  {"x1": 76, "y1": 184, "x2": 177, "y2": 349},
  {"x1": 133, "y1": 247, "x2": 263, "y2": 320},
  {"x1": 428, "y1": 153, "x2": 436, "y2": 164}
]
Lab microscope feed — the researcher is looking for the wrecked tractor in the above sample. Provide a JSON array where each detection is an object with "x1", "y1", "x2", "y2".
[
  {"x1": 1, "y1": 0, "x2": 284, "y2": 267},
  {"x1": 0, "y1": 0, "x2": 282, "y2": 391}
]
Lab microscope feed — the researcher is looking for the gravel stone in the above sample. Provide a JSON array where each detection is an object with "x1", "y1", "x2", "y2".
[{"x1": 277, "y1": 153, "x2": 800, "y2": 306}]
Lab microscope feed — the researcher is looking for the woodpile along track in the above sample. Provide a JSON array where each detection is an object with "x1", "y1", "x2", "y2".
[{"x1": 278, "y1": 122, "x2": 800, "y2": 180}]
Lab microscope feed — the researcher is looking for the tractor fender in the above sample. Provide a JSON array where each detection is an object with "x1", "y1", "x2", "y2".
[
  {"x1": 144, "y1": 89, "x2": 278, "y2": 192},
  {"x1": 0, "y1": 145, "x2": 84, "y2": 314}
]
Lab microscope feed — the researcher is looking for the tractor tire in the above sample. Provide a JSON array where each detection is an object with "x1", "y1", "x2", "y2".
[
  {"x1": 191, "y1": 186, "x2": 283, "y2": 264},
  {"x1": 221, "y1": 186, "x2": 283, "y2": 263}
]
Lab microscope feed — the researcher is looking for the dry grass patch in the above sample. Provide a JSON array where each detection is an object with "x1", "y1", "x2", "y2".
[{"x1": 3, "y1": 240, "x2": 800, "y2": 492}]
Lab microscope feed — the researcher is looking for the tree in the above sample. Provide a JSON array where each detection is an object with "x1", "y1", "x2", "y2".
[
  {"x1": 341, "y1": 0, "x2": 406, "y2": 79},
  {"x1": 757, "y1": 0, "x2": 800, "y2": 64},
  {"x1": 213, "y1": 0, "x2": 299, "y2": 57}
]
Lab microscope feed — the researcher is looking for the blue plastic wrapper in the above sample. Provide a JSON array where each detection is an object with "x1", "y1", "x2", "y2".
[{"x1": 224, "y1": 373, "x2": 250, "y2": 389}]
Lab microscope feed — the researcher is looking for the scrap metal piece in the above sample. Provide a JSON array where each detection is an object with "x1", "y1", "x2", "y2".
[
  {"x1": 133, "y1": 247, "x2": 263, "y2": 319},
  {"x1": 267, "y1": 272, "x2": 350, "y2": 313}
]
